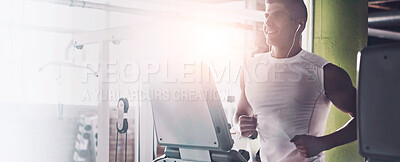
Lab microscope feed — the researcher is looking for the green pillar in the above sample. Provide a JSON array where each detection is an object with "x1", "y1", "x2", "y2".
[{"x1": 313, "y1": 0, "x2": 367, "y2": 162}]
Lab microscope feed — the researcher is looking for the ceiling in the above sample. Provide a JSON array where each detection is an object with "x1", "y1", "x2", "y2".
[{"x1": 368, "y1": 0, "x2": 400, "y2": 45}]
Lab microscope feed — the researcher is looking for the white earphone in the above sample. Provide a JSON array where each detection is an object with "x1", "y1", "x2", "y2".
[{"x1": 285, "y1": 23, "x2": 302, "y2": 58}]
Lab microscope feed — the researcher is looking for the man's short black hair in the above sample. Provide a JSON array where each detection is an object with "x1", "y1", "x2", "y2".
[{"x1": 265, "y1": 0, "x2": 308, "y2": 23}]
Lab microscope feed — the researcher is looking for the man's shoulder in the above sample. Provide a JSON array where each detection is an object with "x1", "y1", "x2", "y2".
[
  {"x1": 323, "y1": 63, "x2": 349, "y2": 79},
  {"x1": 300, "y1": 50, "x2": 330, "y2": 68}
]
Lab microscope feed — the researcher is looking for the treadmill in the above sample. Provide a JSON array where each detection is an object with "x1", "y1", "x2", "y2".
[
  {"x1": 150, "y1": 64, "x2": 248, "y2": 162},
  {"x1": 357, "y1": 43, "x2": 400, "y2": 162}
]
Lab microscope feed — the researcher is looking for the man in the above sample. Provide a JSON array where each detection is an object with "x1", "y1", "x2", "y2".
[{"x1": 234, "y1": 0, "x2": 357, "y2": 161}]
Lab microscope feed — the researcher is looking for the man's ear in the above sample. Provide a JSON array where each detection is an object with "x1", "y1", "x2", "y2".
[
  {"x1": 299, "y1": 20, "x2": 306, "y2": 28},
  {"x1": 299, "y1": 19, "x2": 306, "y2": 29},
  {"x1": 298, "y1": 19, "x2": 307, "y2": 32}
]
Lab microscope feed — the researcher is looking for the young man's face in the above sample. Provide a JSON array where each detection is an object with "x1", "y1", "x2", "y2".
[{"x1": 263, "y1": 3, "x2": 299, "y2": 48}]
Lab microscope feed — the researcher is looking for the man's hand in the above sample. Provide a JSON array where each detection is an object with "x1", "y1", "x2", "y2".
[
  {"x1": 238, "y1": 115, "x2": 257, "y2": 138},
  {"x1": 290, "y1": 135, "x2": 326, "y2": 158}
]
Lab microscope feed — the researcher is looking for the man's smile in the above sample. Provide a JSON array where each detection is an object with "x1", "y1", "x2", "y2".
[{"x1": 266, "y1": 29, "x2": 278, "y2": 34}]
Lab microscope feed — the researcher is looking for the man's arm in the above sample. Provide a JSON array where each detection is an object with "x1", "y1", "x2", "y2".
[
  {"x1": 234, "y1": 68, "x2": 253, "y2": 123},
  {"x1": 319, "y1": 63, "x2": 357, "y2": 150},
  {"x1": 234, "y1": 88, "x2": 253, "y2": 124},
  {"x1": 234, "y1": 68, "x2": 257, "y2": 138},
  {"x1": 291, "y1": 63, "x2": 357, "y2": 157}
]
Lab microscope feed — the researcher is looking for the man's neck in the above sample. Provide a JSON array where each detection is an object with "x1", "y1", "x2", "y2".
[{"x1": 271, "y1": 45, "x2": 302, "y2": 59}]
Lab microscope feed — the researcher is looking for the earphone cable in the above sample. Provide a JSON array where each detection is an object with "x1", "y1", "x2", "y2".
[{"x1": 286, "y1": 25, "x2": 301, "y2": 58}]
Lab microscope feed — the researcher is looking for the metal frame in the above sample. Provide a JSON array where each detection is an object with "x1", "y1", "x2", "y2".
[
  {"x1": 368, "y1": 28, "x2": 400, "y2": 41},
  {"x1": 369, "y1": 0, "x2": 400, "y2": 5},
  {"x1": 302, "y1": 0, "x2": 314, "y2": 52},
  {"x1": 97, "y1": 40, "x2": 110, "y2": 162}
]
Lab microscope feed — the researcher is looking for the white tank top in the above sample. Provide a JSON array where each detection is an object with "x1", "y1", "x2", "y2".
[{"x1": 244, "y1": 50, "x2": 331, "y2": 162}]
